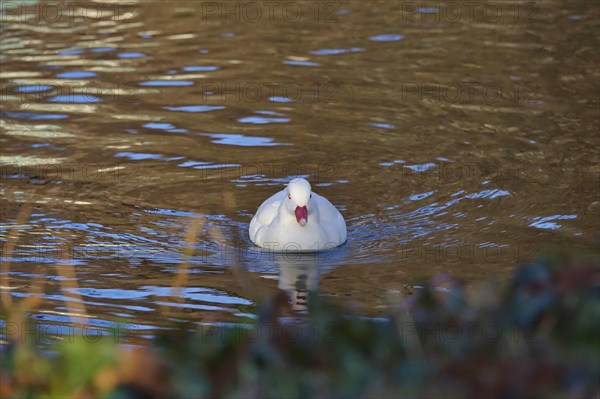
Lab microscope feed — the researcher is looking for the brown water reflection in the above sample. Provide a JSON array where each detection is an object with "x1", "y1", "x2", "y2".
[{"x1": 1, "y1": 1, "x2": 598, "y2": 336}]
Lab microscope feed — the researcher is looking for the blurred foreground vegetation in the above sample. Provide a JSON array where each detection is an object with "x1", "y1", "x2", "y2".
[{"x1": 1, "y1": 252, "x2": 599, "y2": 399}]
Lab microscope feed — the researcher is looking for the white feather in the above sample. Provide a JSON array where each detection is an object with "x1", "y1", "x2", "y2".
[{"x1": 249, "y1": 178, "x2": 347, "y2": 251}]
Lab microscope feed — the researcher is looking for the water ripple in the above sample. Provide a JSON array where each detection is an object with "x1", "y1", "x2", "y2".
[
  {"x1": 282, "y1": 60, "x2": 320, "y2": 67},
  {"x1": 56, "y1": 71, "x2": 96, "y2": 79},
  {"x1": 49, "y1": 95, "x2": 102, "y2": 103},
  {"x1": 238, "y1": 116, "x2": 290, "y2": 124},
  {"x1": 204, "y1": 133, "x2": 289, "y2": 147},
  {"x1": 529, "y1": 215, "x2": 577, "y2": 230},
  {"x1": 139, "y1": 80, "x2": 194, "y2": 87},
  {"x1": 310, "y1": 47, "x2": 364, "y2": 56},
  {"x1": 369, "y1": 34, "x2": 405, "y2": 42},
  {"x1": 163, "y1": 105, "x2": 225, "y2": 112},
  {"x1": 1, "y1": 111, "x2": 69, "y2": 120}
]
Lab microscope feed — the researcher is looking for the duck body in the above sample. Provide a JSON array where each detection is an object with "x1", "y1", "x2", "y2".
[{"x1": 249, "y1": 178, "x2": 347, "y2": 252}]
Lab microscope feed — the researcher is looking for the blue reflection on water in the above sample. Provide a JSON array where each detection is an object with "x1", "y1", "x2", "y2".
[
  {"x1": 163, "y1": 105, "x2": 225, "y2": 112},
  {"x1": 410, "y1": 191, "x2": 435, "y2": 201},
  {"x1": 114, "y1": 152, "x2": 163, "y2": 161},
  {"x1": 310, "y1": 48, "x2": 364, "y2": 56},
  {"x1": 59, "y1": 47, "x2": 115, "y2": 55},
  {"x1": 283, "y1": 60, "x2": 321, "y2": 67},
  {"x1": 417, "y1": 7, "x2": 438, "y2": 13},
  {"x1": 369, "y1": 122, "x2": 395, "y2": 129},
  {"x1": 369, "y1": 34, "x2": 405, "y2": 41},
  {"x1": 404, "y1": 163, "x2": 437, "y2": 172},
  {"x1": 238, "y1": 116, "x2": 290, "y2": 124},
  {"x1": 379, "y1": 159, "x2": 405, "y2": 166},
  {"x1": 58, "y1": 48, "x2": 85, "y2": 55},
  {"x1": 177, "y1": 161, "x2": 240, "y2": 169},
  {"x1": 91, "y1": 47, "x2": 115, "y2": 53},
  {"x1": 49, "y1": 95, "x2": 102, "y2": 103},
  {"x1": 118, "y1": 52, "x2": 145, "y2": 58},
  {"x1": 204, "y1": 133, "x2": 288, "y2": 147},
  {"x1": 269, "y1": 96, "x2": 295, "y2": 103},
  {"x1": 139, "y1": 80, "x2": 194, "y2": 87},
  {"x1": 182, "y1": 65, "x2": 219, "y2": 72},
  {"x1": 143, "y1": 122, "x2": 176, "y2": 130},
  {"x1": 16, "y1": 85, "x2": 53, "y2": 93},
  {"x1": 1, "y1": 111, "x2": 69, "y2": 120},
  {"x1": 465, "y1": 189, "x2": 510, "y2": 200},
  {"x1": 529, "y1": 214, "x2": 577, "y2": 230},
  {"x1": 56, "y1": 71, "x2": 97, "y2": 79}
]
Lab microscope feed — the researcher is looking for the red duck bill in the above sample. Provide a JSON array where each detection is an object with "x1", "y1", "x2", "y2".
[{"x1": 295, "y1": 206, "x2": 308, "y2": 226}]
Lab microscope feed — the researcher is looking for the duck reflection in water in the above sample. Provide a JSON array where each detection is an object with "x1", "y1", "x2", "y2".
[{"x1": 272, "y1": 248, "x2": 345, "y2": 311}]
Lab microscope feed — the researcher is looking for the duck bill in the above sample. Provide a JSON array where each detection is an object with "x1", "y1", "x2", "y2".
[{"x1": 295, "y1": 206, "x2": 308, "y2": 226}]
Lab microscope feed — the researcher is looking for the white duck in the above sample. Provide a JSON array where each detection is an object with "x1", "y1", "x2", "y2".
[{"x1": 249, "y1": 178, "x2": 347, "y2": 251}]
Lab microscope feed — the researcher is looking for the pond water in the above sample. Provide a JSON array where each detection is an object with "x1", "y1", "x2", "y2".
[{"x1": 1, "y1": 1, "x2": 598, "y2": 338}]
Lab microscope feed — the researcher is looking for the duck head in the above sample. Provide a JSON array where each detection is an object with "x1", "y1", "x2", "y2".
[{"x1": 286, "y1": 178, "x2": 312, "y2": 226}]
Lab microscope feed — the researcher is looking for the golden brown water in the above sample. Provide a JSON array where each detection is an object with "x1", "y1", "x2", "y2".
[{"x1": 1, "y1": 1, "x2": 599, "y2": 337}]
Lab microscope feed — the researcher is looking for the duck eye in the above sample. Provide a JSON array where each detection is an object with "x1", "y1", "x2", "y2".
[
  {"x1": 310, "y1": 194, "x2": 312, "y2": 198},
  {"x1": 288, "y1": 194, "x2": 291, "y2": 200}
]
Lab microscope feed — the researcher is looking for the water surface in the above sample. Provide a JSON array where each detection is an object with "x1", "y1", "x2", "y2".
[{"x1": 1, "y1": 0, "x2": 598, "y2": 337}]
